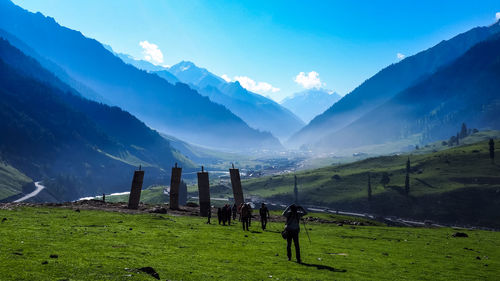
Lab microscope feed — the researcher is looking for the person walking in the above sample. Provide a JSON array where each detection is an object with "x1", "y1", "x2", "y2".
[
  {"x1": 226, "y1": 204, "x2": 232, "y2": 225},
  {"x1": 217, "y1": 207, "x2": 222, "y2": 225},
  {"x1": 282, "y1": 204, "x2": 307, "y2": 263},
  {"x1": 241, "y1": 203, "x2": 251, "y2": 231},
  {"x1": 248, "y1": 203, "x2": 253, "y2": 227},
  {"x1": 232, "y1": 204, "x2": 237, "y2": 220},
  {"x1": 207, "y1": 206, "x2": 212, "y2": 224},
  {"x1": 259, "y1": 203, "x2": 270, "y2": 230},
  {"x1": 222, "y1": 205, "x2": 228, "y2": 226}
]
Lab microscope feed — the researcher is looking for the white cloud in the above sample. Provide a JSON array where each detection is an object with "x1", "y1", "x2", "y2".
[
  {"x1": 221, "y1": 74, "x2": 232, "y2": 82},
  {"x1": 294, "y1": 71, "x2": 323, "y2": 89},
  {"x1": 234, "y1": 76, "x2": 280, "y2": 94},
  {"x1": 397, "y1": 53, "x2": 405, "y2": 60},
  {"x1": 139, "y1": 40, "x2": 164, "y2": 65},
  {"x1": 496, "y1": 12, "x2": 500, "y2": 21}
]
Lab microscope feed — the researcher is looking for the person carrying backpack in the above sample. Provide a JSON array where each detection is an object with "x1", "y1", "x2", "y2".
[
  {"x1": 259, "y1": 203, "x2": 270, "y2": 230},
  {"x1": 241, "y1": 203, "x2": 251, "y2": 231},
  {"x1": 282, "y1": 204, "x2": 307, "y2": 263}
]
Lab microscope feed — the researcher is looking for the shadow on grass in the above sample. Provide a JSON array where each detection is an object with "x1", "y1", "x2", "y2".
[
  {"x1": 300, "y1": 263, "x2": 346, "y2": 273},
  {"x1": 250, "y1": 230, "x2": 263, "y2": 234}
]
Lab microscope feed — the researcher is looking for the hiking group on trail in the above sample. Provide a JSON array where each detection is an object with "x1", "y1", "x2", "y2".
[{"x1": 207, "y1": 200, "x2": 308, "y2": 263}]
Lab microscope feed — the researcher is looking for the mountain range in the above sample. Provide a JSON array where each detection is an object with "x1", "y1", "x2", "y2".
[
  {"x1": 280, "y1": 88, "x2": 341, "y2": 123},
  {"x1": 165, "y1": 61, "x2": 305, "y2": 139},
  {"x1": 289, "y1": 21, "x2": 500, "y2": 151},
  {"x1": 0, "y1": 0, "x2": 280, "y2": 151},
  {"x1": 0, "y1": 37, "x2": 195, "y2": 201},
  {"x1": 315, "y1": 32, "x2": 500, "y2": 150},
  {"x1": 116, "y1": 53, "x2": 305, "y2": 140}
]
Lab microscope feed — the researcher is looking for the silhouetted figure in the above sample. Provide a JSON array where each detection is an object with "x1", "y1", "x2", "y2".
[
  {"x1": 237, "y1": 203, "x2": 243, "y2": 221},
  {"x1": 241, "y1": 203, "x2": 251, "y2": 231},
  {"x1": 226, "y1": 204, "x2": 232, "y2": 225},
  {"x1": 217, "y1": 208, "x2": 222, "y2": 225},
  {"x1": 248, "y1": 203, "x2": 253, "y2": 227},
  {"x1": 207, "y1": 206, "x2": 212, "y2": 224},
  {"x1": 489, "y1": 138, "x2": 495, "y2": 163},
  {"x1": 222, "y1": 205, "x2": 228, "y2": 226},
  {"x1": 232, "y1": 204, "x2": 237, "y2": 220},
  {"x1": 283, "y1": 204, "x2": 307, "y2": 263},
  {"x1": 367, "y1": 173, "x2": 372, "y2": 202},
  {"x1": 405, "y1": 157, "x2": 410, "y2": 196},
  {"x1": 259, "y1": 203, "x2": 270, "y2": 230}
]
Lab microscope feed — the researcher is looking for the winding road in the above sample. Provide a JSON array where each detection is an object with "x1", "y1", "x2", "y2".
[{"x1": 14, "y1": 181, "x2": 45, "y2": 202}]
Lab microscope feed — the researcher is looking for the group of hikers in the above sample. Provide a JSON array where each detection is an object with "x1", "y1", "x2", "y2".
[
  {"x1": 211, "y1": 202, "x2": 271, "y2": 231},
  {"x1": 207, "y1": 201, "x2": 307, "y2": 263}
]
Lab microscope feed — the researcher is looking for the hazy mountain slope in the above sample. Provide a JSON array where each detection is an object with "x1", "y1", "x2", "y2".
[
  {"x1": 168, "y1": 61, "x2": 226, "y2": 89},
  {"x1": 0, "y1": 1, "x2": 280, "y2": 151},
  {"x1": 315, "y1": 33, "x2": 500, "y2": 151},
  {"x1": 115, "y1": 52, "x2": 180, "y2": 84},
  {"x1": 280, "y1": 89, "x2": 341, "y2": 123},
  {"x1": 200, "y1": 81, "x2": 304, "y2": 139},
  {"x1": 0, "y1": 38, "x2": 194, "y2": 201},
  {"x1": 164, "y1": 61, "x2": 305, "y2": 138},
  {"x1": 0, "y1": 28, "x2": 107, "y2": 103},
  {"x1": 290, "y1": 21, "x2": 500, "y2": 149}
]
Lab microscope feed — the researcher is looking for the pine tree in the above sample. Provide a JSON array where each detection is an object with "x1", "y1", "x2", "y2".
[
  {"x1": 460, "y1": 123, "x2": 468, "y2": 139},
  {"x1": 367, "y1": 173, "x2": 372, "y2": 201},
  {"x1": 380, "y1": 172, "x2": 390, "y2": 187},
  {"x1": 294, "y1": 175, "x2": 298, "y2": 204},
  {"x1": 405, "y1": 157, "x2": 410, "y2": 196},
  {"x1": 489, "y1": 139, "x2": 495, "y2": 164}
]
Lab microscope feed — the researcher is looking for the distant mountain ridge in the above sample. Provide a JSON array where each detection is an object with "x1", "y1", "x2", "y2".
[
  {"x1": 0, "y1": 0, "x2": 281, "y2": 151},
  {"x1": 280, "y1": 88, "x2": 341, "y2": 123},
  {"x1": 314, "y1": 32, "x2": 500, "y2": 151},
  {"x1": 114, "y1": 52, "x2": 180, "y2": 84},
  {"x1": 0, "y1": 38, "x2": 195, "y2": 201},
  {"x1": 289, "y1": 21, "x2": 500, "y2": 150},
  {"x1": 161, "y1": 61, "x2": 305, "y2": 139}
]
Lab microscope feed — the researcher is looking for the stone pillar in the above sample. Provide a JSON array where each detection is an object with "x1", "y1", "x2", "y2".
[
  {"x1": 229, "y1": 164, "x2": 244, "y2": 206},
  {"x1": 170, "y1": 163, "x2": 182, "y2": 209},
  {"x1": 197, "y1": 166, "x2": 210, "y2": 217},
  {"x1": 128, "y1": 169, "x2": 145, "y2": 209}
]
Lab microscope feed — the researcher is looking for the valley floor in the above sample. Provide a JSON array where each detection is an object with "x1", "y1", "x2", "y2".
[{"x1": 0, "y1": 204, "x2": 498, "y2": 280}]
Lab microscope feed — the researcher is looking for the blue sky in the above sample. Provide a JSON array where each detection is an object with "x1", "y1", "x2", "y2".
[{"x1": 13, "y1": 0, "x2": 500, "y2": 102}]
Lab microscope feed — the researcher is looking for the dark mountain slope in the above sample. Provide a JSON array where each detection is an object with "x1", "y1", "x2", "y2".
[
  {"x1": 0, "y1": 38, "x2": 194, "y2": 201},
  {"x1": 0, "y1": 1, "x2": 280, "y2": 151},
  {"x1": 316, "y1": 34, "x2": 500, "y2": 150},
  {"x1": 290, "y1": 21, "x2": 500, "y2": 149}
]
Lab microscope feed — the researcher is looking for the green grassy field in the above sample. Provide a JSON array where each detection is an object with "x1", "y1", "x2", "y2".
[
  {"x1": 243, "y1": 133, "x2": 500, "y2": 227},
  {"x1": 0, "y1": 206, "x2": 498, "y2": 280}
]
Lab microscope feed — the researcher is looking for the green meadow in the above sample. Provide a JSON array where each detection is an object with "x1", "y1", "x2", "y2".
[
  {"x1": 0, "y1": 206, "x2": 498, "y2": 280},
  {"x1": 243, "y1": 132, "x2": 500, "y2": 228}
]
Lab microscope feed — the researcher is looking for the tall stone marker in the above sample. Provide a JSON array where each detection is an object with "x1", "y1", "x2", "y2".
[
  {"x1": 197, "y1": 166, "x2": 210, "y2": 217},
  {"x1": 128, "y1": 167, "x2": 145, "y2": 209},
  {"x1": 170, "y1": 163, "x2": 182, "y2": 209},
  {"x1": 229, "y1": 163, "x2": 244, "y2": 206}
]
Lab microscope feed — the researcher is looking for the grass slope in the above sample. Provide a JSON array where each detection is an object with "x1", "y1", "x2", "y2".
[
  {"x1": 0, "y1": 161, "x2": 32, "y2": 200},
  {"x1": 0, "y1": 207, "x2": 498, "y2": 280},
  {"x1": 243, "y1": 132, "x2": 500, "y2": 227},
  {"x1": 105, "y1": 185, "x2": 169, "y2": 204}
]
